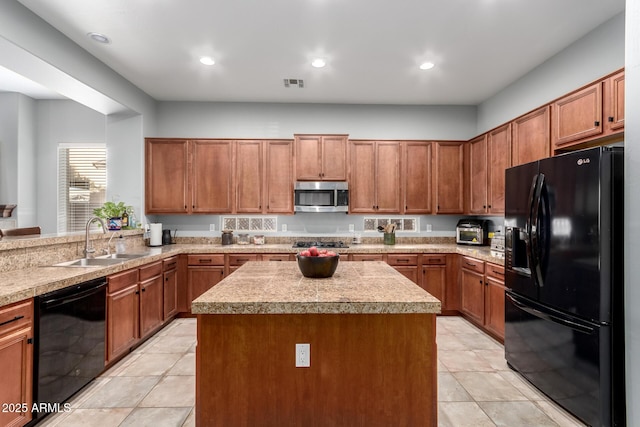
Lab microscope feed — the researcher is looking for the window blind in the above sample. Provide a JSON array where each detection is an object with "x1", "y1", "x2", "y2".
[{"x1": 57, "y1": 144, "x2": 107, "y2": 233}]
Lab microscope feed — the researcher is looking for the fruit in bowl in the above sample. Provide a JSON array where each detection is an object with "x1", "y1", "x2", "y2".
[{"x1": 296, "y1": 247, "x2": 340, "y2": 278}]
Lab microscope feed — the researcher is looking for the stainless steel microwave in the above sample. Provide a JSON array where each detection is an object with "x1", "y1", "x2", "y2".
[{"x1": 294, "y1": 182, "x2": 349, "y2": 213}]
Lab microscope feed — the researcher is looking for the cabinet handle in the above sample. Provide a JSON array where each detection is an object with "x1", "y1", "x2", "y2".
[
  {"x1": 135, "y1": 290, "x2": 140, "y2": 295},
  {"x1": 492, "y1": 269, "x2": 503, "y2": 276},
  {"x1": 608, "y1": 116, "x2": 614, "y2": 122},
  {"x1": 488, "y1": 205, "x2": 492, "y2": 208},
  {"x1": 236, "y1": 258, "x2": 250, "y2": 262},
  {"x1": 27, "y1": 337, "x2": 34, "y2": 344},
  {"x1": 142, "y1": 288, "x2": 146, "y2": 292},
  {"x1": 0, "y1": 315, "x2": 24, "y2": 327},
  {"x1": 396, "y1": 259, "x2": 410, "y2": 263},
  {"x1": 480, "y1": 279, "x2": 484, "y2": 285},
  {"x1": 199, "y1": 259, "x2": 213, "y2": 263},
  {"x1": 466, "y1": 262, "x2": 476, "y2": 267},
  {"x1": 594, "y1": 121, "x2": 600, "y2": 127}
]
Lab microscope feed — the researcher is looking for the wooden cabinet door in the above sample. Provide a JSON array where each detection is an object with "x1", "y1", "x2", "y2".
[
  {"x1": 295, "y1": 135, "x2": 348, "y2": 181},
  {"x1": 421, "y1": 265, "x2": 446, "y2": 309},
  {"x1": 145, "y1": 139, "x2": 189, "y2": 214},
  {"x1": 375, "y1": 141, "x2": 402, "y2": 213},
  {"x1": 460, "y1": 268, "x2": 485, "y2": 325},
  {"x1": 163, "y1": 268, "x2": 178, "y2": 320},
  {"x1": 394, "y1": 266, "x2": 419, "y2": 284},
  {"x1": 552, "y1": 82, "x2": 603, "y2": 148},
  {"x1": 295, "y1": 135, "x2": 322, "y2": 180},
  {"x1": 487, "y1": 124, "x2": 511, "y2": 214},
  {"x1": 349, "y1": 141, "x2": 377, "y2": 213},
  {"x1": 265, "y1": 140, "x2": 294, "y2": 213},
  {"x1": 512, "y1": 106, "x2": 550, "y2": 166},
  {"x1": 404, "y1": 142, "x2": 432, "y2": 214},
  {"x1": 321, "y1": 135, "x2": 348, "y2": 180},
  {"x1": 140, "y1": 275, "x2": 164, "y2": 339},
  {"x1": 107, "y1": 284, "x2": 139, "y2": 362},
  {"x1": 188, "y1": 267, "x2": 225, "y2": 303},
  {"x1": 485, "y1": 276, "x2": 506, "y2": 340},
  {"x1": 468, "y1": 135, "x2": 488, "y2": 214},
  {"x1": 434, "y1": 142, "x2": 464, "y2": 214},
  {"x1": 236, "y1": 140, "x2": 263, "y2": 213},
  {"x1": 192, "y1": 140, "x2": 234, "y2": 213},
  {"x1": 0, "y1": 300, "x2": 33, "y2": 427},
  {"x1": 605, "y1": 71, "x2": 624, "y2": 132}
]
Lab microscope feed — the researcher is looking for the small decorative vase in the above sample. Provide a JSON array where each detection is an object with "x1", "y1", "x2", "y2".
[
  {"x1": 108, "y1": 217, "x2": 122, "y2": 231},
  {"x1": 383, "y1": 232, "x2": 395, "y2": 245}
]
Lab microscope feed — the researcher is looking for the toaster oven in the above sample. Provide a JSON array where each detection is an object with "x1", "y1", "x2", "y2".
[{"x1": 456, "y1": 219, "x2": 489, "y2": 245}]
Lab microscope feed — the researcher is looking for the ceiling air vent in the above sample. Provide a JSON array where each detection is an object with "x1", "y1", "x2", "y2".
[{"x1": 283, "y1": 78, "x2": 304, "y2": 88}]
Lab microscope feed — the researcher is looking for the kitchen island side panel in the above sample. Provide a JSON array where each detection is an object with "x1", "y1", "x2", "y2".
[{"x1": 196, "y1": 313, "x2": 437, "y2": 427}]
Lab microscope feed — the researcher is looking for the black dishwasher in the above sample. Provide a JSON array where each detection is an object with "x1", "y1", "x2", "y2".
[{"x1": 32, "y1": 277, "x2": 107, "y2": 423}]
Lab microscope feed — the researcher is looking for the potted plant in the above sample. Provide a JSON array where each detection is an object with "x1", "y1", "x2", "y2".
[{"x1": 93, "y1": 201, "x2": 129, "y2": 230}]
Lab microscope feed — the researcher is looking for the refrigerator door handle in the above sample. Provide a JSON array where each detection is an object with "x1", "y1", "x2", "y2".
[
  {"x1": 525, "y1": 174, "x2": 540, "y2": 283},
  {"x1": 530, "y1": 173, "x2": 547, "y2": 288},
  {"x1": 506, "y1": 292, "x2": 595, "y2": 334}
]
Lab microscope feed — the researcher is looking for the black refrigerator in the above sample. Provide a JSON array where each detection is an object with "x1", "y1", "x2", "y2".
[{"x1": 504, "y1": 145, "x2": 625, "y2": 427}]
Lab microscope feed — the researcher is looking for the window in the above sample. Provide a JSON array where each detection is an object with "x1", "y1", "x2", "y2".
[{"x1": 57, "y1": 144, "x2": 107, "y2": 232}]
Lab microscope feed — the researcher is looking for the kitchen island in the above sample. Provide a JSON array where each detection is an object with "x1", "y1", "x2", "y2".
[{"x1": 192, "y1": 260, "x2": 441, "y2": 427}]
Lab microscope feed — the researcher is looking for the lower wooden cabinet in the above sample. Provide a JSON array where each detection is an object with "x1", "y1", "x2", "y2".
[
  {"x1": 228, "y1": 254, "x2": 259, "y2": 275},
  {"x1": 139, "y1": 262, "x2": 164, "y2": 339},
  {"x1": 163, "y1": 257, "x2": 178, "y2": 320},
  {"x1": 421, "y1": 255, "x2": 447, "y2": 309},
  {"x1": 0, "y1": 299, "x2": 34, "y2": 427},
  {"x1": 387, "y1": 254, "x2": 419, "y2": 284},
  {"x1": 187, "y1": 254, "x2": 225, "y2": 303},
  {"x1": 459, "y1": 256, "x2": 505, "y2": 341}
]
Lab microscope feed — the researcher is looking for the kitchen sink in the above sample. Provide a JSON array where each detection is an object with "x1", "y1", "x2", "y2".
[
  {"x1": 53, "y1": 252, "x2": 149, "y2": 267},
  {"x1": 54, "y1": 258, "x2": 126, "y2": 267}
]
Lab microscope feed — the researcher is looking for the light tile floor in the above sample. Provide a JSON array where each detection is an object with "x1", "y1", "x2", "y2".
[{"x1": 40, "y1": 316, "x2": 586, "y2": 427}]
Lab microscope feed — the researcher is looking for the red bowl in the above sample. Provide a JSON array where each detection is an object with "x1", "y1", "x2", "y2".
[{"x1": 296, "y1": 254, "x2": 340, "y2": 278}]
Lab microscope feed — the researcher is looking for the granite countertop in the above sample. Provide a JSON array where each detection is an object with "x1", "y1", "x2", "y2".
[
  {"x1": 0, "y1": 242, "x2": 503, "y2": 308},
  {"x1": 191, "y1": 261, "x2": 441, "y2": 315}
]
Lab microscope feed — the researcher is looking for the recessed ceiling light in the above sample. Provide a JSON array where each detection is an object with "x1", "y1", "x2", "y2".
[
  {"x1": 419, "y1": 62, "x2": 435, "y2": 70},
  {"x1": 311, "y1": 58, "x2": 326, "y2": 68},
  {"x1": 87, "y1": 32, "x2": 110, "y2": 44},
  {"x1": 199, "y1": 56, "x2": 216, "y2": 66}
]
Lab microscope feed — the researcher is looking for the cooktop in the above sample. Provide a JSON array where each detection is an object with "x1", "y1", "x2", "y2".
[{"x1": 292, "y1": 241, "x2": 349, "y2": 249}]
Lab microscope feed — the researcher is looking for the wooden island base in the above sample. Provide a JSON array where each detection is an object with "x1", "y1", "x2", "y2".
[{"x1": 196, "y1": 312, "x2": 437, "y2": 427}]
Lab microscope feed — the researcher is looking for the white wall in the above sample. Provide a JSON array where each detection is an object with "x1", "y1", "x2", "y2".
[
  {"x1": 624, "y1": 0, "x2": 639, "y2": 423},
  {"x1": 477, "y1": 12, "x2": 625, "y2": 134},
  {"x1": 35, "y1": 100, "x2": 106, "y2": 233},
  {"x1": 155, "y1": 102, "x2": 477, "y2": 141},
  {"x1": 0, "y1": 94, "x2": 19, "y2": 209}
]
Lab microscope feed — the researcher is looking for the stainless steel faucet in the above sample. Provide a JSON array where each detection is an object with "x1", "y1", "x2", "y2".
[{"x1": 84, "y1": 217, "x2": 107, "y2": 258}]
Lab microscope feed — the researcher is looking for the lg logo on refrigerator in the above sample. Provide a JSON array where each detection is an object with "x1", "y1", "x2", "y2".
[{"x1": 577, "y1": 158, "x2": 591, "y2": 166}]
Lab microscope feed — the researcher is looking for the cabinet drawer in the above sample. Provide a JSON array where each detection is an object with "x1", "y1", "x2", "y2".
[
  {"x1": 486, "y1": 263, "x2": 505, "y2": 281},
  {"x1": 350, "y1": 254, "x2": 385, "y2": 262},
  {"x1": 0, "y1": 299, "x2": 33, "y2": 334},
  {"x1": 139, "y1": 261, "x2": 162, "y2": 281},
  {"x1": 187, "y1": 254, "x2": 225, "y2": 266},
  {"x1": 422, "y1": 254, "x2": 447, "y2": 265},
  {"x1": 108, "y1": 268, "x2": 139, "y2": 293},
  {"x1": 229, "y1": 254, "x2": 260, "y2": 266},
  {"x1": 460, "y1": 256, "x2": 485, "y2": 274},
  {"x1": 387, "y1": 254, "x2": 418, "y2": 266},
  {"x1": 261, "y1": 253, "x2": 293, "y2": 261},
  {"x1": 163, "y1": 256, "x2": 178, "y2": 271}
]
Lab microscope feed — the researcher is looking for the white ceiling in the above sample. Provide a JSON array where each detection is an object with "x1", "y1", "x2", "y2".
[{"x1": 7, "y1": 0, "x2": 626, "y2": 105}]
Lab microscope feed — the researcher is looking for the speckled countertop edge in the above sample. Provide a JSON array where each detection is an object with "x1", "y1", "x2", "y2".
[
  {"x1": 191, "y1": 261, "x2": 442, "y2": 315},
  {"x1": 0, "y1": 243, "x2": 502, "y2": 308}
]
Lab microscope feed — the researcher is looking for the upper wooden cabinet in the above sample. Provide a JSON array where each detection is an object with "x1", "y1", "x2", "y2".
[
  {"x1": 295, "y1": 134, "x2": 348, "y2": 181},
  {"x1": 349, "y1": 140, "x2": 402, "y2": 214},
  {"x1": 605, "y1": 71, "x2": 624, "y2": 133},
  {"x1": 487, "y1": 124, "x2": 511, "y2": 214},
  {"x1": 403, "y1": 142, "x2": 433, "y2": 214},
  {"x1": 145, "y1": 139, "x2": 234, "y2": 214},
  {"x1": 264, "y1": 140, "x2": 294, "y2": 214},
  {"x1": 145, "y1": 139, "x2": 189, "y2": 214},
  {"x1": 468, "y1": 135, "x2": 488, "y2": 215},
  {"x1": 433, "y1": 141, "x2": 464, "y2": 214},
  {"x1": 511, "y1": 106, "x2": 550, "y2": 166},
  {"x1": 192, "y1": 140, "x2": 234, "y2": 213},
  {"x1": 236, "y1": 140, "x2": 293, "y2": 214},
  {"x1": 551, "y1": 70, "x2": 624, "y2": 150}
]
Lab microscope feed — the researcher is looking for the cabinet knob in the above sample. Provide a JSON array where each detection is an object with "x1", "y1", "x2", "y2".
[
  {"x1": 594, "y1": 121, "x2": 600, "y2": 127},
  {"x1": 608, "y1": 116, "x2": 614, "y2": 122}
]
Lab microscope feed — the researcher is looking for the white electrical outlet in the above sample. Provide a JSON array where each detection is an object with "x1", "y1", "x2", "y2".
[
  {"x1": 282, "y1": 224, "x2": 287, "y2": 232},
  {"x1": 209, "y1": 224, "x2": 216, "y2": 231},
  {"x1": 296, "y1": 343, "x2": 310, "y2": 368},
  {"x1": 426, "y1": 224, "x2": 432, "y2": 232},
  {"x1": 348, "y1": 224, "x2": 354, "y2": 232}
]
